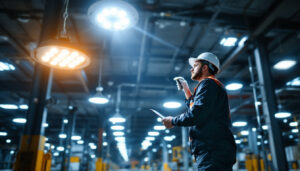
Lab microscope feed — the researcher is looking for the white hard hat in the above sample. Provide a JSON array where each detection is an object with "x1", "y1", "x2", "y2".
[{"x1": 188, "y1": 52, "x2": 220, "y2": 73}]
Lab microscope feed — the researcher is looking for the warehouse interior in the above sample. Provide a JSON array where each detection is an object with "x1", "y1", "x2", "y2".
[{"x1": 0, "y1": 0, "x2": 300, "y2": 170}]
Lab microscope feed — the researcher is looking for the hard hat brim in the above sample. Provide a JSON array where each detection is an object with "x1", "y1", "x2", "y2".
[{"x1": 188, "y1": 57, "x2": 220, "y2": 73}]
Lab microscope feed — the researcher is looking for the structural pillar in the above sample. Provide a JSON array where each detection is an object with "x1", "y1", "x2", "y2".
[
  {"x1": 181, "y1": 127, "x2": 189, "y2": 170},
  {"x1": 253, "y1": 39, "x2": 288, "y2": 171}
]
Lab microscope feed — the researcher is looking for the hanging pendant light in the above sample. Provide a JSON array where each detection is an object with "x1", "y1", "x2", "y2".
[
  {"x1": 89, "y1": 86, "x2": 109, "y2": 104},
  {"x1": 109, "y1": 109, "x2": 126, "y2": 124}
]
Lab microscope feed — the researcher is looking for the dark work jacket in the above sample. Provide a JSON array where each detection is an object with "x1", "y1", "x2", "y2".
[{"x1": 172, "y1": 78, "x2": 236, "y2": 165}]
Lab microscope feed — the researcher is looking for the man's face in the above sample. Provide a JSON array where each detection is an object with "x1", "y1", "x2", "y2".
[{"x1": 190, "y1": 61, "x2": 203, "y2": 80}]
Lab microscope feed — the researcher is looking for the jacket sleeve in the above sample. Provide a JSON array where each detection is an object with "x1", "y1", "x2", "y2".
[{"x1": 172, "y1": 79, "x2": 216, "y2": 127}]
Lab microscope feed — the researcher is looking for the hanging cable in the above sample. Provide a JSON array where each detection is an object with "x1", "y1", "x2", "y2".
[{"x1": 61, "y1": 0, "x2": 70, "y2": 37}]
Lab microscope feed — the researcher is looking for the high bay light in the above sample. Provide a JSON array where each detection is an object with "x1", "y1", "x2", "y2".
[
  {"x1": 34, "y1": 40, "x2": 90, "y2": 70},
  {"x1": 88, "y1": 0, "x2": 138, "y2": 31}
]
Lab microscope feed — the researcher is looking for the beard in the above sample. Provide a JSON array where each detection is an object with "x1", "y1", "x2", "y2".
[{"x1": 191, "y1": 69, "x2": 203, "y2": 80}]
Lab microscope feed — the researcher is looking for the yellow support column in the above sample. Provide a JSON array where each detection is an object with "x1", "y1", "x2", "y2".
[
  {"x1": 96, "y1": 158, "x2": 103, "y2": 171},
  {"x1": 245, "y1": 154, "x2": 253, "y2": 171},
  {"x1": 41, "y1": 150, "x2": 52, "y2": 171},
  {"x1": 163, "y1": 163, "x2": 171, "y2": 171},
  {"x1": 14, "y1": 135, "x2": 46, "y2": 171},
  {"x1": 102, "y1": 162, "x2": 107, "y2": 171}
]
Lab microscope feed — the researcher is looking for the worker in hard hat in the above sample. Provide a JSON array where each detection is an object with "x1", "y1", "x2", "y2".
[{"x1": 162, "y1": 52, "x2": 236, "y2": 170}]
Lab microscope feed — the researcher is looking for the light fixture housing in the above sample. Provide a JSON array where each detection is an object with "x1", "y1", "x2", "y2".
[
  {"x1": 34, "y1": 40, "x2": 90, "y2": 70},
  {"x1": 109, "y1": 111, "x2": 126, "y2": 124},
  {"x1": 88, "y1": 0, "x2": 138, "y2": 31},
  {"x1": 220, "y1": 37, "x2": 237, "y2": 47}
]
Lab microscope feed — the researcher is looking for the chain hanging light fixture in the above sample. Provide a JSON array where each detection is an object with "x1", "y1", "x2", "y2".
[{"x1": 34, "y1": 0, "x2": 90, "y2": 69}]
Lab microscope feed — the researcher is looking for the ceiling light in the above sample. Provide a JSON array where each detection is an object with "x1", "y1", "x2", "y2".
[
  {"x1": 109, "y1": 111, "x2": 126, "y2": 124},
  {"x1": 53, "y1": 152, "x2": 59, "y2": 156},
  {"x1": 289, "y1": 135, "x2": 293, "y2": 139},
  {"x1": 63, "y1": 119, "x2": 68, "y2": 124},
  {"x1": 88, "y1": 0, "x2": 138, "y2": 31},
  {"x1": 111, "y1": 125, "x2": 124, "y2": 130},
  {"x1": 13, "y1": 118, "x2": 26, "y2": 123},
  {"x1": 0, "y1": 132, "x2": 7, "y2": 136},
  {"x1": 157, "y1": 118, "x2": 162, "y2": 122},
  {"x1": 289, "y1": 122, "x2": 298, "y2": 127},
  {"x1": 19, "y1": 104, "x2": 28, "y2": 109},
  {"x1": 146, "y1": 137, "x2": 155, "y2": 141},
  {"x1": 154, "y1": 125, "x2": 166, "y2": 130},
  {"x1": 144, "y1": 157, "x2": 149, "y2": 162},
  {"x1": 88, "y1": 86, "x2": 109, "y2": 104},
  {"x1": 252, "y1": 128, "x2": 256, "y2": 132},
  {"x1": 59, "y1": 133, "x2": 67, "y2": 139},
  {"x1": 262, "y1": 125, "x2": 268, "y2": 130},
  {"x1": 264, "y1": 140, "x2": 268, "y2": 144},
  {"x1": 0, "y1": 104, "x2": 18, "y2": 109},
  {"x1": 103, "y1": 142, "x2": 108, "y2": 146},
  {"x1": 292, "y1": 129, "x2": 299, "y2": 133},
  {"x1": 0, "y1": 61, "x2": 15, "y2": 71},
  {"x1": 232, "y1": 121, "x2": 247, "y2": 127},
  {"x1": 71, "y1": 135, "x2": 81, "y2": 140},
  {"x1": 148, "y1": 131, "x2": 159, "y2": 136},
  {"x1": 163, "y1": 101, "x2": 181, "y2": 109},
  {"x1": 225, "y1": 83, "x2": 243, "y2": 91},
  {"x1": 57, "y1": 146, "x2": 64, "y2": 151},
  {"x1": 152, "y1": 148, "x2": 157, "y2": 152},
  {"x1": 103, "y1": 132, "x2": 107, "y2": 136},
  {"x1": 286, "y1": 77, "x2": 300, "y2": 87},
  {"x1": 6, "y1": 139, "x2": 11, "y2": 143},
  {"x1": 34, "y1": 40, "x2": 90, "y2": 70},
  {"x1": 220, "y1": 37, "x2": 237, "y2": 47},
  {"x1": 164, "y1": 136, "x2": 173, "y2": 141},
  {"x1": 168, "y1": 150, "x2": 172, "y2": 154},
  {"x1": 241, "y1": 131, "x2": 249, "y2": 136},
  {"x1": 43, "y1": 123, "x2": 49, "y2": 127},
  {"x1": 113, "y1": 131, "x2": 124, "y2": 136},
  {"x1": 91, "y1": 154, "x2": 96, "y2": 158},
  {"x1": 235, "y1": 139, "x2": 241, "y2": 144},
  {"x1": 273, "y1": 60, "x2": 296, "y2": 70},
  {"x1": 275, "y1": 112, "x2": 291, "y2": 118},
  {"x1": 10, "y1": 150, "x2": 14, "y2": 155},
  {"x1": 45, "y1": 143, "x2": 50, "y2": 147},
  {"x1": 115, "y1": 137, "x2": 125, "y2": 142},
  {"x1": 167, "y1": 144, "x2": 171, "y2": 148},
  {"x1": 45, "y1": 137, "x2": 48, "y2": 141},
  {"x1": 77, "y1": 140, "x2": 84, "y2": 144},
  {"x1": 165, "y1": 130, "x2": 170, "y2": 134}
]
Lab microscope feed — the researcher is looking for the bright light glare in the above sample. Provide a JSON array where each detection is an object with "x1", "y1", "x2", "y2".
[
  {"x1": 111, "y1": 125, "x2": 124, "y2": 130},
  {"x1": 286, "y1": 77, "x2": 300, "y2": 87},
  {"x1": 262, "y1": 125, "x2": 268, "y2": 130},
  {"x1": 289, "y1": 122, "x2": 298, "y2": 127},
  {"x1": 91, "y1": 154, "x2": 96, "y2": 158},
  {"x1": 275, "y1": 112, "x2": 291, "y2": 118},
  {"x1": 103, "y1": 142, "x2": 108, "y2": 146},
  {"x1": 157, "y1": 118, "x2": 162, "y2": 122},
  {"x1": 109, "y1": 116, "x2": 126, "y2": 124},
  {"x1": 220, "y1": 37, "x2": 237, "y2": 47},
  {"x1": 43, "y1": 123, "x2": 49, "y2": 127},
  {"x1": 57, "y1": 146, "x2": 64, "y2": 151},
  {"x1": 53, "y1": 152, "x2": 59, "y2": 156},
  {"x1": 13, "y1": 118, "x2": 26, "y2": 123},
  {"x1": 0, "y1": 104, "x2": 18, "y2": 109},
  {"x1": 89, "y1": 96, "x2": 109, "y2": 104},
  {"x1": 164, "y1": 136, "x2": 173, "y2": 141},
  {"x1": 154, "y1": 125, "x2": 166, "y2": 130},
  {"x1": 0, "y1": 62, "x2": 15, "y2": 71},
  {"x1": 163, "y1": 101, "x2": 181, "y2": 108},
  {"x1": 117, "y1": 142, "x2": 128, "y2": 161},
  {"x1": 96, "y1": 8, "x2": 130, "y2": 30},
  {"x1": 292, "y1": 129, "x2": 299, "y2": 133},
  {"x1": 273, "y1": 60, "x2": 296, "y2": 70},
  {"x1": 232, "y1": 121, "x2": 247, "y2": 127},
  {"x1": 71, "y1": 135, "x2": 81, "y2": 140},
  {"x1": 113, "y1": 132, "x2": 124, "y2": 136},
  {"x1": 63, "y1": 119, "x2": 68, "y2": 124},
  {"x1": 238, "y1": 36, "x2": 248, "y2": 46},
  {"x1": 152, "y1": 148, "x2": 157, "y2": 152},
  {"x1": 37, "y1": 46, "x2": 89, "y2": 69},
  {"x1": 241, "y1": 131, "x2": 249, "y2": 136},
  {"x1": 59, "y1": 134, "x2": 67, "y2": 139},
  {"x1": 167, "y1": 144, "x2": 171, "y2": 148},
  {"x1": 19, "y1": 104, "x2": 28, "y2": 109},
  {"x1": 6, "y1": 139, "x2": 11, "y2": 143},
  {"x1": 148, "y1": 131, "x2": 159, "y2": 136},
  {"x1": 142, "y1": 140, "x2": 152, "y2": 150},
  {"x1": 226, "y1": 83, "x2": 243, "y2": 91},
  {"x1": 115, "y1": 137, "x2": 125, "y2": 142},
  {"x1": 0, "y1": 132, "x2": 7, "y2": 136},
  {"x1": 89, "y1": 143, "x2": 97, "y2": 149}
]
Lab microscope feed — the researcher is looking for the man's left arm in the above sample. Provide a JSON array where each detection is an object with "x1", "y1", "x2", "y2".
[{"x1": 172, "y1": 79, "x2": 216, "y2": 127}]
